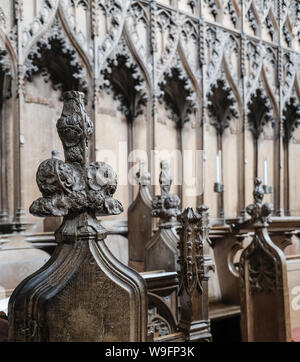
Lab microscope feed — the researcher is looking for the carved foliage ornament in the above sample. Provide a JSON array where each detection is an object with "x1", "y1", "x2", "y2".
[
  {"x1": 158, "y1": 62, "x2": 197, "y2": 125},
  {"x1": 246, "y1": 177, "x2": 273, "y2": 227},
  {"x1": 30, "y1": 91, "x2": 123, "y2": 219},
  {"x1": 207, "y1": 79, "x2": 239, "y2": 135},
  {"x1": 205, "y1": 0, "x2": 240, "y2": 27},
  {"x1": 206, "y1": 0, "x2": 218, "y2": 19},
  {"x1": 177, "y1": 206, "x2": 211, "y2": 297},
  {"x1": 239, "y1": 177, "x2": 280, "y2": 296},
  {"x1": 283, "y1": 96, "x2": 300, "y2": 143},
  {"x1": 247, "y1": 87, "x2": 273, "y2": 139},
  {"x1": 24, "y1": 20, "x2": 88, "y2": 96},
  {"x1": 101, "y1": 51, "x2": 148, "y2": 121},
  {"x1": 247, "y1": 235, "x2": 277, "y2": 295}
]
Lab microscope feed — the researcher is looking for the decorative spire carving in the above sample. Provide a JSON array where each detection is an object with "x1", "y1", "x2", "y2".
[
  {"x1": 246, "y1": 177, "x2": 273, "y2": 227},
  {"x1": 176, "y1": 205, "x2": 214, "y2": 342},
  {"x1": 29, "y1": 91, "x2": 123, "y2": 221},
  {"x1": 152, "y1": 160, "x2": 181, "y2": 222},
  {"x1": 128, "y1": 158, "x2": 153, "y2": 272},
  {"x1": 177, "y1": 205, "x2": 213, "y2": 297},
  {"x1": 177, "y1": 208, "x2": 204, "y2": 296}
]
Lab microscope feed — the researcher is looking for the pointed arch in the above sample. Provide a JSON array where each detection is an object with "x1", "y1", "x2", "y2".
[
  {"x1": 24, "y1": 18, "x2": 90, "y2": 99},
  {"x1": 57, "y1": 1, "x2": 93, "y2": 74},
  {"x1": 222, "y1": 54, "x2": 242, "y2": 108},
  {"x1": 155, "y1": 8, "x2": 181, "y2": 82},
  {"x1": 99, "y1": 34, "x2": 149, "y2": 208},
  {"x1": 177, "y1": 41, "x2": 201, "y2": 106},
  {"x1": 100, "y1": 36, "x2": 149, "y2": 122},
  {"x1": 260, "y1": 65, "x2": 278, "y2": 116},
  {"x1": 123, "y1": 23, "x2": 151, "y2": 92},
  {"x1": 22, "y1": 0, "x2": 60, "y2": 60},
  {"x1": 98, "y1": 0, "x2": 129, "y2": 72},
  {"x1": 246, "y1": 45, "x2": 278, "y2": 129},
  {"x1": 23, "y1": 2, "x2": 93, "y2": 80},
  {"x1": 206, "y1": 40, "x2": 241, "y2": 136}
]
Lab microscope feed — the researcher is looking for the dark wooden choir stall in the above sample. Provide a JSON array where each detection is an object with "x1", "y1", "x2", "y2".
[
  {"x1": 239, "y1": 178, "x2": 300, "y2": 342},
  {"x1": 6, "y1": 91, "x2": 214, "y2": 342}
]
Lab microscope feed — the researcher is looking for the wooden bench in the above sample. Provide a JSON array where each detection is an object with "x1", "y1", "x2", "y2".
[
  {"x1": 240, "y1": 235, "x2": 300, "y2": 341},
  {"x1": 141, "y1": 270, "x2": 183, "y2": 341},
  {"x1": 287, "y1": 255, "x2": 300, "y2": 341},
  {"x1": 239, "y1": 178, "x2": 300, "y2": 342},
  {"x1": 212, "y1": 216, "x2": 300, "y2": 327},
  {"x1": 142, "y1": 206, "x2": 214, "y2": 342}
]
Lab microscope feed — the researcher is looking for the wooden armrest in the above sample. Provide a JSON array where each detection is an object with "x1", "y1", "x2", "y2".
[
  {"x1": 154, "y1": 332, "x2": 186, "y2": 342},
  {"x1": 209, "y1": 302, "x2": 240, "y2": 320},
  {"x1": 0, "y1": 318, "x2": 8, "y2": 342}
]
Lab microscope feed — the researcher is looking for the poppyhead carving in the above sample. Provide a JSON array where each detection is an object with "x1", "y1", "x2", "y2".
[
  {"x1": 246, "y1": 177, "x2": 273, "y2": 227},
  {"x1": 30, "y1": 91, "x2": 123, "y2": 218}
]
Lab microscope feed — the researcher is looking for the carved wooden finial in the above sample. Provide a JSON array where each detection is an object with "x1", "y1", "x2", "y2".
[
  {"x1": 246, "y1": 177, "x2": 273, "y2": 227},
  {"x1": 30, "y1": 91, "x2": 123, "y2": 225},
  {"x1": 159, "y1": 160, "x2": 172, "y2": 195},
  {"x1": 136, "y1": 159, "x2": 150, "y2": 186},
  {"x1": 240, "y1": 178, "x2": 289, "y2": 341},
  {"x1": 152, "y1": 160, "x2": 181, "y2": 222},
  {"x1": 128, "y1": 159, "x2": 153, "y2": 272},
  {"x1": 9, "y1": 91, "x2": 147, "y2": 342},
  {"x1": 145, "y1": 161, "x2": 181, "y2": 271}
]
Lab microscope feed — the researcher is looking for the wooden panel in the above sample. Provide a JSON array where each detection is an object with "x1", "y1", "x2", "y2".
[{"x1": 287, "y1": 256, "x2": 300, "y2": 331}]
